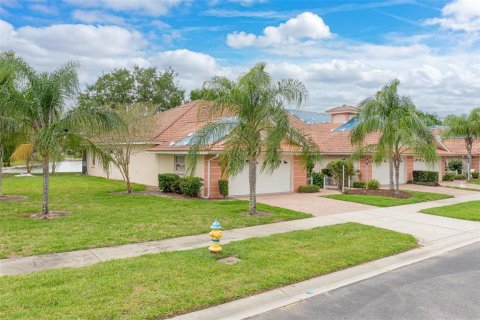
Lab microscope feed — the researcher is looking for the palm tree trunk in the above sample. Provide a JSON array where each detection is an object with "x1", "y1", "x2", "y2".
[
  {"x1": 389, "y1": 159, "x2": 394, "y2": 190},
  {"x1": 26, "y1": 157, "x2": 32, "y2": 174},
  {"x1": 466, "y1": 148, "x2": 472, "y2": 181},
  {"x1": 51, "y1": 160, "x2": 56, "y2": 176},
  {"x1": 0, "y1": 148, "x2": 3, "y2": 196},
  {"x1": 248, "y1": 158, "x2": 257, "y2": 215},
  {"x1": 42, "y1": 157, "x2": 49, "y2": 216},
  {"x1": 394, "y1": 160, "x2": 400, "y2": 196}
]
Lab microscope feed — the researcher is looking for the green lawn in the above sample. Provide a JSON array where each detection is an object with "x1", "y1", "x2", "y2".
[
  {"x1": 0, "y1": 174, "x2": 310, "y2": 258},
  {"x1": 469, "y1": 179, "x2": 480, "y2": 185},
  {"x1": 323, "y1": 190, "x2": 452, "y2": 207},
  {"x1": 0, "y1": 223, "x2": 417, "y2": 320},
  {"x1": 421, "y1": 201, "x2": 480, "y2": 221}
]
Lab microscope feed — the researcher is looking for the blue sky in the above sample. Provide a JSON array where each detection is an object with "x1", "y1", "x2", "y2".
[{"x1": 1, "y1": 0, "x2": 479, "y2": 115}]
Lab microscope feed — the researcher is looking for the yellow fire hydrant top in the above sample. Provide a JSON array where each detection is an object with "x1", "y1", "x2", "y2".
[{"x1": 208, "y1": 220, "x2": 223, "y2": 253}]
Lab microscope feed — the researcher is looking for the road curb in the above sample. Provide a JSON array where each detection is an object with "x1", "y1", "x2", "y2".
[{"x1": 170, "y1": 231, "x2": 479, "y2": 320}]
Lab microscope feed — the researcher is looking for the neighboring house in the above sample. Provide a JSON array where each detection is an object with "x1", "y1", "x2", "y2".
[{"x1": 87, "y1": 101, "x2": 480, "y2": 198}]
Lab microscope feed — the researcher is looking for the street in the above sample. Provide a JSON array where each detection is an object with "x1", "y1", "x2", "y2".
[{"x1": 249, "y1": 243, "x2": 480, "y2": 320}]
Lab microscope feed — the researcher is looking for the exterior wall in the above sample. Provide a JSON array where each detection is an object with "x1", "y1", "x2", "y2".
[
  {"x1": 331, "y1": 113, "x2": 348, "y2": 123},
  {"x1": 88, "y1": 145, "x2": 161, "y2": 186},
  {"x1": 88, "y1": 147, "x2": 205, "y2": 187},
  {"x1": 440, "y1": 157, "x2": 446, "y2": 179},
  {"x1": 406, "y1": 156, "x2": 414, "y2": 181},
  {"x1": 359, "y1": 156, "x2": 372, "y2": 182},
  {"x1": 472, "y1": 156, "x2": 479, "y2": 173},
  {"x1": 203, "y1": 155, "x2": 222, "y2": 198},
  {"x1": 292, "y1": 155, "x2": 307, "y2": 192}
]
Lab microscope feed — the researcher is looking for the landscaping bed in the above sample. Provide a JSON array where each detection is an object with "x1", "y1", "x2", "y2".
[
  {"x1": 324, "y1": 190, "x2": 452, "y2": 207},
  {"x1": 0, "y1": 174, "x2": 310, "y2": 258},
  {"x1": 0, "y1": 223, "x2": 417, "y2": 320},
  {"x1": 421, "y1": 200, "x2": 480, "y2": 221}
]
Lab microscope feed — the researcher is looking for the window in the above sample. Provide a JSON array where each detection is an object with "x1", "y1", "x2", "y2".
[{"x1": 175, "y1": 155, "x2": 185, "y2": 173}]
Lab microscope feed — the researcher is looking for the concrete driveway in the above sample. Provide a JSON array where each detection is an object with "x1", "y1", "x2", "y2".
[{"x1": 243, "y1": 191, "x2": 375, "y2": 217}]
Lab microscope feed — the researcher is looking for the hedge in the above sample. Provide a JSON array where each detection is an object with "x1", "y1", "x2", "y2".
[
  {"x1": 473, "y1": 172, "x2": 479, "y2": 179},
  {"x1": 298, "y1": 185, "x2": 320, "y2": 193},
  {"x1": 311, "y1": 172, "x2": 324, "y2": 188},
  {"x1": 366, "y1": 179, "x2": 380, "y2": 190},
  {"x1": 178, "y1": 176, "x2": 204, "y2": 197},
  {"x1": 218, "y1": 179, "x2": 228, "y2": 198},
  {"x1": 454, "y1": 174, "x2": 466, "y2": 180},
  {"x1": 158, "y1": 173, "x2": 180, "y2": 192},
  {"x1": 353, "y1": 181, "x2": 366, "y2": 188},
  {"x1": 443, "y1": 172, "x2": 455, "y2": 181},
  {"x1": 413, "y1": 170, "x2": 439, "y2": 184}
]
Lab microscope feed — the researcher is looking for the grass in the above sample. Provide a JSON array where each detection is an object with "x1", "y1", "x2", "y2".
[
  {"x1": 468, "y1": 179, "x2": 480, "y2": 185},
  {"x1": 0, "y1": 174, "x2": 310, "y2": 258},
  {"x1": 323, "y1": 190, "x2": 452, "y2": 207},
  {"x1": 421, "y1": 201, "x2": 480, "y2": 221},
  {"x1": 0, "y1": 223, "x2": 417, "y2": 320},
  {"x1": 444, "y1": 186, "x2": 480, "y2": 192}
]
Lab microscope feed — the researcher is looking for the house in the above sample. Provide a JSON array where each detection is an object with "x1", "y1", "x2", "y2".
[{"x1": 87, "y1": 100, "x2": 480, "y2": 198}]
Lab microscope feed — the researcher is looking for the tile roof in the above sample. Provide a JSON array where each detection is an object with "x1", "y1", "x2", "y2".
[
  {"x1": 325, "y1": 105, "x2": 359, "y2": 114},
  {"x1": 145, "y1": 101, "x2": 479, "y2": 156}
]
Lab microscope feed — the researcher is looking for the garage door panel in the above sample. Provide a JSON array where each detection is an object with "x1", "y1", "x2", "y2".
[
  {"x1": 229, "y1": 157, "x2": 292, "y2": 196},
  {"x1": 372, "y1": 158, "x2": 406, "y2": 185}
]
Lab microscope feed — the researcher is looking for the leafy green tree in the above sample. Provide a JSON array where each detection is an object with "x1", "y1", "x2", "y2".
[
  {"x1": 189, "y1": 88, "x2": 214, "y2": 101},
  {"x1": 14, "y1": 59, "x2": 120, "y2": 216},
  {"x1": 443, "y1": 108, "x2": 480, "y2": 181},
  {"x1": 326, "y1": 159, "x2": 355, "y2": 190},
  {"x1": 187, "y1": 63, "x2": 320, "y2": 215},
  {"x1": 79, "y1": 66, "x2": 185, "y2": 111},
  {"x1": 416, "y1": 109, "x2": 442, "y2": 126},
  {"x1": 351, "y1": 79, "x2": 438, "y2": 195}
]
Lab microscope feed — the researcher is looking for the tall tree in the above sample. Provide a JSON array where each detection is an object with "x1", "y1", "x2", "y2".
[
  {"x1": 79, "y1": 66, "x2": 185, "y2": 111},
  {"x1": 443, "y1": 108, "x2": 480, "y2": 181},
  {"x1": 187, "y1": 63, "x2": 319, "y2": 215},
  {"x1": 15, "y1": 59, "x2": 120, "y2": 216},
  {"x1": 94, "y1": 103, "x2": 157, "y2": 193},
  {"x1": 0, "y1": 52, "x2": 23, "y2": 196},
  {"x1": 351, "y1": 79, "x2": 438, "y2": 194}
]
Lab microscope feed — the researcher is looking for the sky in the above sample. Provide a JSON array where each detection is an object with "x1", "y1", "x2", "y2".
[{"x1": 0, "y1": 0, "x2": 479, "y2": 115}]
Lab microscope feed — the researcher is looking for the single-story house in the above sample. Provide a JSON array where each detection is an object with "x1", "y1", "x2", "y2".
[{"x1": 87, "y1": 101, "x2": 480, "y2": 198}]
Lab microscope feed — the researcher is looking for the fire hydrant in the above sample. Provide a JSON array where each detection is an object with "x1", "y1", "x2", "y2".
[{"x1": 208, "y1": 220, "x2": 223, "y2": 253}]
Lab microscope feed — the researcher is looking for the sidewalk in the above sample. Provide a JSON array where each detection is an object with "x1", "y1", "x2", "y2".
[{"x1": 1, "y1": 193, "x2": 480, "y2": 276}]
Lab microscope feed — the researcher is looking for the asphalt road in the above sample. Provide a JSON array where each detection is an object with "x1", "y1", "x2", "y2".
[{"x1": 249, "y1": 243, "x2": 480, "y2": 320}]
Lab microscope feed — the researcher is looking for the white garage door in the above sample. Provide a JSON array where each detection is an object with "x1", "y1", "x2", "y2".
[
  {"x1": 372, "y1": 158, "x2": 406, "y2": 185},
  {"x1": 229, "y1": 156, "x2": 292, "y2": 196}
]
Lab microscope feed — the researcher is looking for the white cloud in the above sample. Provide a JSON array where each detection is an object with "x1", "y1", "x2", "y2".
[
  {"x1": 30, "y1": 4, "x2": 59, "y2": 15},
  {"x1": 63, "y1": 0, "x2": 190, "y2": 16},
  {"x1": 72, "y1": 10, "x2": 125, "y2": 25},
  {"x1": 227, "y1": 12, "x2": 332, "y2": 48},
  {"x1": 425, "y1": 0, "x2": 480, "y2": 32}
]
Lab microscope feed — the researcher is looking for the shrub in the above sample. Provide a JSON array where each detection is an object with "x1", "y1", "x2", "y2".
[
  {"x1": 218, "y1": 179, "x2": 228, "y2": 198},
  {"x1": 326, "y1": 160, "x2": 355, "y2": 190},
  {"x1": 158, "y1": 173, "x2": 180, "y2": 192},
  {"x1": 447, "y1": 159, "x2": 463, "y2": 174},
  {"x1": 454, "y1": 174, "x2": 466, "y2": 180},
  {"x1": 366, "y1": 179, "x2": 380, "y2": 190},
  {"x1": 472, "y1": 172, "x2": 479, "y2": 179},
  {"x1": 413, "y1": 170, "x2": 439, "y2": 184},
  {"x1": 353, "y1": 181, "x2": 366, "y2": 188},
  {"x1": 443, "y1": 172, "x2": 455, "y2": 181},
  {"x1": 321, "y1": 168, "x2": 332, "y2": 176},
  {"x1": 171, "y1": 179, "x2": 182, "y2": 194},
  {"x1": 298, "y1": 185, "x2": 320, "y2": 193},
  {"x1": 311, "y1": 172, "x2": 324, "y2": 188},
  {"x1": 178, "y1": 176, "x2": 204, "y2": 197}
]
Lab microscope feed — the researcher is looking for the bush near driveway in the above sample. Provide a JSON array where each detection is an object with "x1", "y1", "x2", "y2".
[
  {"x1": 0, "y1": 223, "x2": 417, "y2": 320},
  {"x1": 298, "y1": 185, "x2": 320, "y2": 193}
]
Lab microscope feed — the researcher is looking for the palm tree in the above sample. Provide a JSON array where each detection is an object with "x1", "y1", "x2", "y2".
[
  {"x1": 0, "y1": 52, "x2": 23, "y2": 196},
  {"x1": 351, "y1": 79, "x2": 437, "y2": 195},
  {"x1": 14, "y1": 59, "x2": 119, "y2": 216},
  {"x1": 187, "y1": 63, "x2": 319, "y2": 215},
  {"x1": 443, "y1": 108, "x2": 480, "y2": 181}
]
